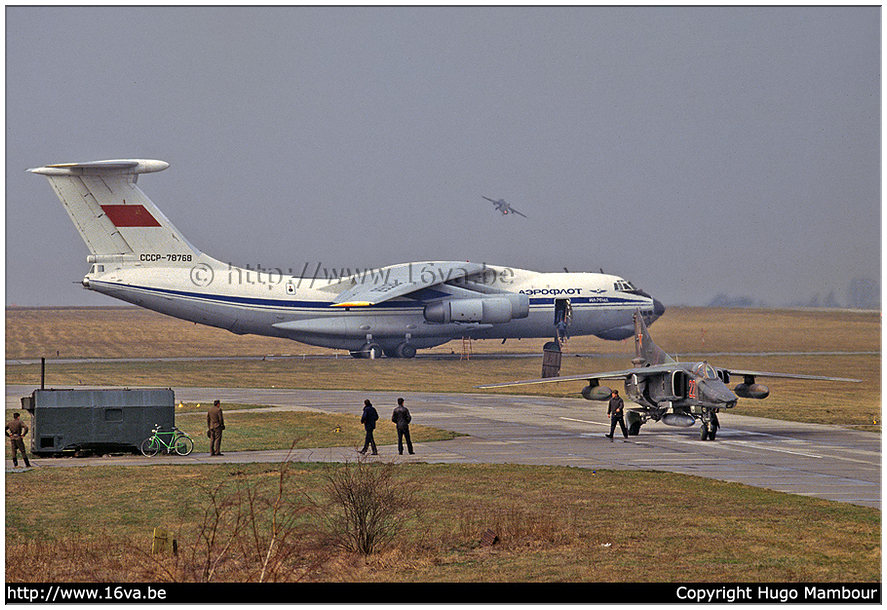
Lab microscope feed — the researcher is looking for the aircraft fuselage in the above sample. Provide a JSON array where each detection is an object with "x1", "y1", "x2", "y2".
[{"x1": 83, "y1": 257, "x2": 662, "y2": 355}]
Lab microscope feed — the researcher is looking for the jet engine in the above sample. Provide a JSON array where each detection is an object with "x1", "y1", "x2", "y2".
[
  {"x1": 662, "y1": 413, "x2": 696, "y2": 427},
  {"x1": 581, "y1": 384, "x2": 612, "y2": 401},
  {"x1": 423, "y1": 295, "x2": 529, "y2": 325},
  {"x1": 734, "y1": 383, "x2": 770, "y2": 400}
]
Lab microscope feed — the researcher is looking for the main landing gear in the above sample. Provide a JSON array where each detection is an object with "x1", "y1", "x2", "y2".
[{"x1": 350, "y1": 341, "x2": 417, "y2": 359}]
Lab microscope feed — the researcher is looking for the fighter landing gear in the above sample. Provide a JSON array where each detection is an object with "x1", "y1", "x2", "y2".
[
  {"x1": 699, "y1": 411, "x2": 720, "y2": 441},
  {"x1": 626, "y1": 411, "x2": 643, "y2": 436}
]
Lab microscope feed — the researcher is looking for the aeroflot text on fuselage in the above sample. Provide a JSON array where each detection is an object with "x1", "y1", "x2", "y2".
[{"x1": 519, "y1": 288, "x2": 585, "y2": 296}]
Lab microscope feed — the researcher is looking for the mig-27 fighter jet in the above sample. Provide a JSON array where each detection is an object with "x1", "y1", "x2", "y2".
[
  {"x1": 478, "y1": 309, "x2": 860, "y2": 440},
  {"x1": 482, "y1": 196, "x2": 527, "y2": 218}
]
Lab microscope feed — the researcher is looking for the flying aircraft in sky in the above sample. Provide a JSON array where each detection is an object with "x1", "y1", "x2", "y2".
[
  {"x1": 29, "y1": 159, "x2": 664, "y2": 358},
  {"x1": 482, "y1": 196, "x2": 527, "y2": 218},
  {"x1": 478, "y1": 309, "x2": 860, "y2": 438}
]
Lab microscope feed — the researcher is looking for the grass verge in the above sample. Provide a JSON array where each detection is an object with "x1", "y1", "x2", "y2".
[{"x1": 5, "y1": 461, "x2": 880, "y2": 583}]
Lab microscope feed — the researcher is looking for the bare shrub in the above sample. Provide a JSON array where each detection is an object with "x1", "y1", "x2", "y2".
[
  {"x1": 174, "y1": 459, "x2": 331, "y2": 582},
  {"x1": 313, "y1": 459, "x2": 418, "y2": 556}
]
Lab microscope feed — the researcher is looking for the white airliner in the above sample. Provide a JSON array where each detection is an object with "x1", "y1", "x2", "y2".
[{"x1": 29, "y1": 159, "x2": 665, "y2": 358}]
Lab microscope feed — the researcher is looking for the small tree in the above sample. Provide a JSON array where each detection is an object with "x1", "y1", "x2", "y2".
[
  {"x1": 162, "y1": 440, "x2": 328, "y2": 583},
  {"x1": 315, "y1": 459, "x2": 417, "y2": 556}
]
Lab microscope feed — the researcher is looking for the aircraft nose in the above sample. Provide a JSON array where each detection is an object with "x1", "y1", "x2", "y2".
[
  {"x1": 652, "y1": 298, "x2": 666, "y2": 320},
  {"x1": 703, "y1": 382, "x2": 738, "y2": 406}
]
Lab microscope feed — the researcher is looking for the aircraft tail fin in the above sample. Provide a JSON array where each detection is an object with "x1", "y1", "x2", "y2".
[
  {"x1": 632, "y1": 308, "x2": 674, "y2": 366},
  {"x1": 29, "y1": 160, "x2": 200, "y2": 260}
]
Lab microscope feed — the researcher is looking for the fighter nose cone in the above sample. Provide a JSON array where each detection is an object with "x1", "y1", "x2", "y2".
[
  {"x1": 652, "y1": 299, "x2": 666, "y2": 320},
  {"x1": 704, "y1": 382, "x2": 738, "y2": 406}
]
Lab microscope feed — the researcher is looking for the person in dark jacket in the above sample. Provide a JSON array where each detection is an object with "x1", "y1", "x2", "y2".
[
  {"x1": 5, "y1": 412, "x2": 31, "y2": 468},
  {"x1": 359, "y1": 399, "x2": 379, "y2": 455},
  {"x1": 207, "y1": 400, "x2": 225, "y2": 456},
  {"x1": 606, "y1": 390, "x2": 628, "y2": 441},
  {"x1": 391, "y1": 397, "x2": 414, "y2": 455}
]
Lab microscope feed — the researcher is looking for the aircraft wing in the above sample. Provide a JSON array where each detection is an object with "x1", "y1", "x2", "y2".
[
  {"x1": 475, "y1": 364, "x2": 678, "y2": 389},
  {"x1": 724, "y1": 369, "x2": 862, "y2": 383},
  {"x1": 511, "y1": 208, "x2": 528, "y2": 218},
  {"x1": 331, "y1": 261, "x2": 489, "y2": 307}
]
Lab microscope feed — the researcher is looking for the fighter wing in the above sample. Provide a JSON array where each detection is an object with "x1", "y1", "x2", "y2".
[
  {"x1": 724, "y1": 369, "x2": 862, "y2": 383},
  {"x1": 510, "y1": 207, "x2": 528, "y2": 218},
  {"x1": 331, "y1": 261, "x2": 489, "y2": 307},
  {"x1": 475, "y1": 364, "x2": 678, "y2": 389}
]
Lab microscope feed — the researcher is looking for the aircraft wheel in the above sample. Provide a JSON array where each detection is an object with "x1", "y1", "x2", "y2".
[
  {"x1": 351, "y1": 343, "x2": 383, "y2": 358},
  {"x1": 395, "y1": 342, "x2": 417, "y2": 359},
  {"x1": 699, "y1": 426, "x2": 709, "y2": 441},
  {"x1": 628, "y1": 421, "x2": 642, "y2": 436}
]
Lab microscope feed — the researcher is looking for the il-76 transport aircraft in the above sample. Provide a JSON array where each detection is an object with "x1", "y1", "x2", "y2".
[{"x1": 30, "y1": 159, "x2": 664, "y2": 358}]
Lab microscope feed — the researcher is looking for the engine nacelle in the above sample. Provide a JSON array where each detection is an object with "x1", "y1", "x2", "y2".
[
  {"x1": 662, "y1": 413, "x2": 696, "y2": 427},
  {"x1": 581, "y1": 384, "x2": 612, "y2": 401},
  {"x1": 734, "y1": 383, "x2": 770, "y2": 400},
  {"x1": 424, "y1": 295, "x2": 529, "y2": 324}
]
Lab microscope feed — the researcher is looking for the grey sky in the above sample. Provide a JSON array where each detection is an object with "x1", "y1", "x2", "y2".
[{"x1": 6, "y1": 6, "x2": 881, "y2": 308}]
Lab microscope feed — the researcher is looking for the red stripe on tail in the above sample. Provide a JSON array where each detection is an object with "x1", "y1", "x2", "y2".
[{"x1": 100, "y1": 204, "x2": 161, "y2": 227}]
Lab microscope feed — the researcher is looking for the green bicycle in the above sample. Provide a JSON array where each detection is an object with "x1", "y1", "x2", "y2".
[{"x1": 140, "y1": 424, "x2": 194, "y2": 456}]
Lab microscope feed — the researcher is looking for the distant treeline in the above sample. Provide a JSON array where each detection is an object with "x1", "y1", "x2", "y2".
[{"x1": 708, "y1": 276, "x2": 880, "y2": 310}]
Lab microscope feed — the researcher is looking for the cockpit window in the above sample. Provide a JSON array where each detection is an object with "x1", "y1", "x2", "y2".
[
  {"x1": 694, "y1": 362, "x2": 718, "y2": 380},
  {"x1": 614, "y1": 280, "x2": 637, "y2": 292}
]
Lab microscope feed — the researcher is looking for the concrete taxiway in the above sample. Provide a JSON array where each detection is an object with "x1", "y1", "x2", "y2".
[{"x1": 6, "y1": 385, "x2": 881, "y2": 509}]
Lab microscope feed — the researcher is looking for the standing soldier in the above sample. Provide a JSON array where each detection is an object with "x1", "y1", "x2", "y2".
[
  {"x1": 606, "y1": 390, "x2": 628, "y2": 441},
  {"x1": 207, "y1": 400, "x2": 225, "y2": 456},
  {"x1": 6, "y1": 412, "x2": 31, "y2": 468},
  {"x1": 391, "y1": 397, "x2": 414, "y2": 455},
  {"x1": 359, "y1": 399, "x2": 379, "y2": 455}
]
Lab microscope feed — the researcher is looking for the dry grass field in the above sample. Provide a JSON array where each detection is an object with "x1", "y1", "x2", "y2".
[
  {"x1": 5, "y1": 305, "x2": 880, "y2": 359},
  {"x1": 5, "y1": 305, "x2": 880, "y2": 428},
  {"x1": 5, "y1": 461, "x2": 880, "y2": 583}
]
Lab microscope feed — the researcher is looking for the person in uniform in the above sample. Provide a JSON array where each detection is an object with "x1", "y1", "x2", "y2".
[
  {"x1": 606, "y1": 390, "x2": 628, "y2": 441},
  {"x1": 359, "y1": 399, "x2": 379, "y2": 455},
  {"x1": 391, "y1": 397, "x2": 414, "y2": 455},
  {"x1": 207, "y1": 400, "x2": 225, "y2": 456},
  {"x1": 6, "y1": 412, "x2": 31, "y2": 468}
]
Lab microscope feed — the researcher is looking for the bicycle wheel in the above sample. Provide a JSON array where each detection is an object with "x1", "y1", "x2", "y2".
[
  {"x1": 174, "y1": 435, "x2": 194, "y2": 456},
  {"x1": 140, "y1": 437, "x2": 160, "y2": 457}
]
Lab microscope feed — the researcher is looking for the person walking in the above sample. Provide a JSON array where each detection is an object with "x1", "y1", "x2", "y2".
[
  {"x1": 606, "y1": 390, "x2": 628, "y2": 441},
  {"x1": 359, "y1": 399, "x2": 379, "y2": 455},
  {"x1": 6, "y1": 412, "x2": 31, "y2": 468},
  {"x1": 207, "y1": 400, "x2": 225, "y2": 456},
  {"x1": 391, "y1": 397, "x2": 414, "y2": 455}
]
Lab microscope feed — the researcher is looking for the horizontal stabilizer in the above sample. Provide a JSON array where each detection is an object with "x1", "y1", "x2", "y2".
[
  {"x1": 30, "y1": 158, "x2": 197, "y2": 258},
  {"x1": 28, "y1": 159, "x2": 169, "y2": 176}
]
